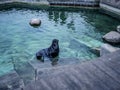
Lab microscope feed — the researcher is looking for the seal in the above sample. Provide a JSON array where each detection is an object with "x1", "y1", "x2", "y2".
[{"x1": 36, "y1": 39, "x2": 59, "y2": 63}]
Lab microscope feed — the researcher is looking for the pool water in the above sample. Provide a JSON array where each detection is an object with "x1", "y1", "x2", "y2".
[{"x1": 0, "y1": 7, "x2": 120, "y2": 76}]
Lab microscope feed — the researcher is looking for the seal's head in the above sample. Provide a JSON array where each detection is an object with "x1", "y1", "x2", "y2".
[
  {"x1": 51, "y1": 39, "x2": 59, "y2": 47},
  {"x1": 52, "y1": 39, "x2": 59, "y2": 44}
]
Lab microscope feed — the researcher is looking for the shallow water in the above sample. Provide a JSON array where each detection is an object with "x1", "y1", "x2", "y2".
[{"x1": 0, "y1": 7, "x2": 120, "y2": 76}]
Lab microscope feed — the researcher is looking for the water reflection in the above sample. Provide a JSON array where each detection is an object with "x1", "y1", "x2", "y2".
[
  {"x1": 48, "y1": 10, "x2": 76, "y2": 31},
  {"x1": 47, "y1": 8, "x2": 120, "y2": 41},
  {"x1": 67, "y1": 13, "x2": 75, "y2": 31},
  {"x1": 60, "y1": 11, "x2": 67, "y2": 25},
  {"x1": 47, "y1": 7, "x2": 120, "y2": 46},
  {"x1": 50, "y1": 56, "x2": 59, "y2": 66},
  {"x1": 48, "y1": 11, "x2": 67, "y2": 24}
]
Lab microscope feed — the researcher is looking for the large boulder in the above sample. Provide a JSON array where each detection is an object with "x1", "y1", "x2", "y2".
[
  {"x1": 117, "y1": 25, "x2": 120, "y2": 33},
  {"x1": 29, "y1": 18, "x2": 41, "y2": 27},
  {"x1": 100, "y1": 44, "x2": 120, "y2": 56},
  {"x1": 103, "y1": 31, "x2": 120, "y2": 44}
]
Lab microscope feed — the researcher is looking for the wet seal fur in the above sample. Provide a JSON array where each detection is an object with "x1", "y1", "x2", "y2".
[{"x1": 36, "y1": 39, "x2": 59, "y2": 65}]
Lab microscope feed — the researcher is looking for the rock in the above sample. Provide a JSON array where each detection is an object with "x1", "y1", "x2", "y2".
[
  {"x1": 29, "y1": 18, "x2": 41, "y2": 27},
  {"x1": 100, "y1": 44, "x2": 120, "y2": 56},
  {"x1": 103, "y1": 31, "x2": 120, "y2": 44},
  {"x1": 117, "y1": 25, "x2": 120, "y2": 33}
]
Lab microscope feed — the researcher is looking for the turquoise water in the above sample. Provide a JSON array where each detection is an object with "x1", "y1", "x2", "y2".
[{"x1": 0, "y1": 7, "x2": 120, "y2": 76}]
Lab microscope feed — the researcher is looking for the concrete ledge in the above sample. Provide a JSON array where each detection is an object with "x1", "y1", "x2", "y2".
[
  {"x1": 100, "y1": 3, "x2": 120, "y2": 19},
  {"x1": 0, "y1": 0, "x2": 49, "y2": 5},
  {"x1": 0, "y1": 0, "x2": 50, "y2": 6},
  {"x1": 100, "y1": 44, "x2": 120, "y2": 56},
  {"x1": 0, "y1": 70, "x2": 22, "y2": 90},
  {"x1": 100, "y1": 0, "x2": 120, "y2": 9},
  {"x1": 0, "y1": 0, "x2": 100, "y2": 8},
  {"x1": 49, "y1": 1, "x2": 99, "y2": 7},
  {"x1": 23, "y1": 50, "x2": 120, "y2": 90},
  {"x1": 14, "y1": 1, "x2": 50, "y2": 6},
  {"x1": 0, "y1": 1, "x2": 50, "y2": 10}
]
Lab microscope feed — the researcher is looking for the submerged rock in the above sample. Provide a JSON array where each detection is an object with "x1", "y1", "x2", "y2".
[
  {"x1": 117, "y1": 25, "x2": 120, "y2": 33},
  {"x1": 100, "y1": 44, "x2": 120, "y2": 56},
  {"x1": 103, "y1": 31, "x2": 120, "y2": 44},
  {"x1": 29, "y1": 18, "x2": 41, "y2": 27}
]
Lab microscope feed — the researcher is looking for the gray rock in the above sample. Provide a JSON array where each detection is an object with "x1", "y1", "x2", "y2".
[
  {"x1": 117, "y1": 25, "x2": 120, "y2": 33},
  {"x1": 29, "y1": 18, "x2": 41, "y2": 27},
  {"x1": 103, "y1": 31, "x2": 120, "y2": 44},
  {"x1": 100, "y1": 43, "x2": 120, "y2": 56}
]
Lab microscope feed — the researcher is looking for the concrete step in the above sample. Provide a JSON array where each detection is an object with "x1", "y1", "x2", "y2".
[
  {"x1": 23, "y1": 50, "x2": 120, "y2": 90},
  {"x1": 13, "y1": 57, "x2": 86, "y2": 87},
  {"x1": 14, "y1": 61, "x2": 35, "y2": 85},
  {"x1": 0, "y1": 70, "x2": 24, "y2": 90},
  {"x1": 28, "y1": 58, "x2": 88, "y2": 80},
  {"x1": 72, "y1": 34, "x2": 103, "y2": 49},
  {"x1": 29, "y1": 58, "x2": 86, "y2": 69}
]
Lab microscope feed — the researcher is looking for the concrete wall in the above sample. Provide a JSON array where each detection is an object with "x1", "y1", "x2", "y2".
[
  {"x1": 101, "y1": 0, "x2": 120, "y2": 9},
  {"x1": 100, "y1": 0, "x2": 120, "y2": 19},
  {"x1": 0, "y1": 0, "x2": 100, "y2": 7},
  {"x1": 48, "y1": 0, "x2": 100, "y2": 6}
]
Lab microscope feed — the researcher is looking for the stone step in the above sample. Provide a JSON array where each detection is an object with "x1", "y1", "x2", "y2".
[
  {"x1": 100, "y1": 43, "x2": 120, "y2": 56},
  {"x1": 72, "y1": 34, "x2": 103, "y2": 49},
  {"x1": 13, "y1": 57, "x2": 86, "y2": 87},
  {"x1": 14, "y1": 61, "x2": 35, "y2": 85},
  {"x1": 23, "y1": 50, "x2": 120, "y2": 90},
  {"x1": 0, "y1": 70, "x2": 24, "y2": 90},
  {"x1": 28, "y1": 58, "x2": 88, "y2": 80},
  {"x1": 29, "y1": 58, "x2": 85, "y2": 70}
]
